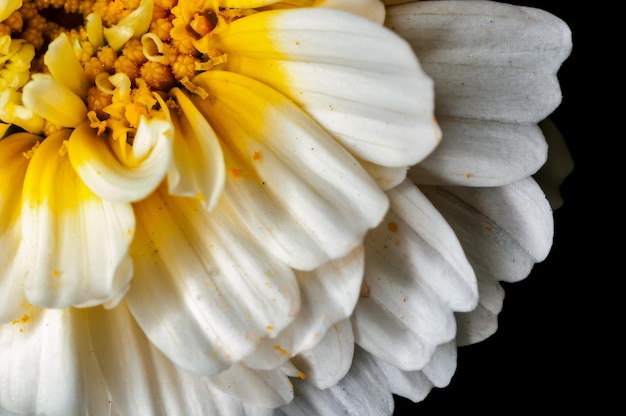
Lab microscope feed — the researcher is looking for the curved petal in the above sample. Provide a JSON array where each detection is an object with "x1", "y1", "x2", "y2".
[
  {"x1": 167, "y1": 88, "x2": 225, "y2": 211},
  {"x1": 291, "y1": 319, "x2": 355, "y2": 390},
  {"x1": 421, "y1": 178, "x2": 554, "y2": 345},
  {"x1": 190, "y1": 70, "x2": 388, "y2": 270},
  {"x1": 200, "y1": 8, "x2": 439, "y2": 168},
  {"x1": 410, "y1": 118, "x2": 548, "y2": 187},
  {"x1": 386, "y1": 0, "x2": 572, "y2": 123},
  {"x1": 278, "y1": 347, "x2": 394, "y2": 416},
  {"x1": 0, "y1": 133, "x2": 38, "y2": 323},
  {"x1": 43, "y1": 33, "x2": 89, "y2": 98},
  {"x1": 87, "y1": 303, "x2": 275, "y2": 415},
  {"x1": 19, "y1": 129, "x2": 135, "y2": 309},
  {"x1": 22, "y1": 74, "x2": 87, "y2": 128},
  {"x1": 245, "y1": 247, "x2": 363, "y2": 371},
  {"x1": 126, "y1": 187, "x2": 300, "y2": 376},
  {"x1": 67, "y1": 117, "x2": 173, "y2": 202}
]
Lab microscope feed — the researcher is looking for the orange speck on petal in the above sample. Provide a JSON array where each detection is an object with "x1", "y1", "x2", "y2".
[
  {"x1": 466, "y1": 173, "x2": 472, "y2": 179},
  {"x1": 228, "y1": 167, "x2": 243, "y2": 178},
  {"x1": 266, "y1": 325, "x2": 273, "y2": 331},
  {"x1": 297, "y1": 371, "x2": 306, "y2": 380},
  {"x1": 252, "y1": 151, "x2": 262, "y2": 161},
  {"x1": 387, "y1": 221, "x2": 398, "y2": 232},
  {"x1": 484, "y1": 225, "x2": 492, "y2": 232},
  {"x1": 53, "y1": 269, "x2": 60, "y2": 278},
  {"x1": 273, "y1": 345, "x2": 288, "y2": 356}
]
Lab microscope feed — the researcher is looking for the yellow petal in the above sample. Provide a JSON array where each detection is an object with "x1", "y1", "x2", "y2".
[
  {"x1": 0, "y1": 0, "x2": 21, "y2": 22},
  {"x1": 22, "y1": 74, "x2": 87, "y2": 127},
  {"x1": 44, "y1": 33, "x2": 90, "y2": 98}
]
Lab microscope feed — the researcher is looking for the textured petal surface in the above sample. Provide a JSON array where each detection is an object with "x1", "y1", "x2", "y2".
[
  {"x1": 388, "y1": 1, "x2": 572, "y2": 186},
  {"x1": 421, "y1": 178, "x2": 554, "y2": 345},
  {"x1": 201, "y1": 8, "x2": 439, "y2": 169},
  {"x1": 19, "y1": 129, "x2": 135, "y2": 309},
  {"x1": 127, "y1": 187, "x2": 300, "y2": 375},
  {"x1": 87, "y1": 303, "x2": 276, "y2": 414},
  {"x1": 353, "y1": 180, "x2": 477, "y2": 370},
  {"x1": 190, "y1": 70, "x2": 388, "y2": 270}
]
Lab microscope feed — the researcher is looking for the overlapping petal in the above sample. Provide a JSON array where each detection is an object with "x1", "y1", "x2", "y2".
[
  {"x1": 189, "y1": 70, "x2": 388, "y2": 270},
  {"x1": 18, "y1": 129, "x2": 135, "y2": 309},
  {"x1": 199, "y1": 7, "x2": 439, "y2": 171},
  {"x1": 126, "y1": 186, "x2": 300, "y2": 376}
]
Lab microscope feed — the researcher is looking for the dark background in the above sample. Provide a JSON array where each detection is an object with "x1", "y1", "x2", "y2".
[{"x1": 394, "y1": 1, "x2": 612, "y2": 413}]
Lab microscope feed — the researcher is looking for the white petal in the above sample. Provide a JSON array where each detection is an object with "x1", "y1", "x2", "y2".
[
  {"x1": 0, "y1": 308, "x2": 93, "y2": 415},
  {"x1": 245, "y1": 247, "x2": 363, "y2": 370},
  {"x1": 386, "y1": 1, "x2": 572, "y2": 123},
  {"x1": 278, "y1": 347, "x2": 394, "y2": 416},
  {"x1": 200, "y1": 8, "x2": 439, "y2": 168},
  {"x1": 359, "y1": 159, "x2": 408, "y2": 191},
  {"x1": 410, "y1": 118, "x2": 548, "y2": 187},
  {"x1": 207, "y1": 364, "x2": 294, "y2": 409},
  {"x1": 421, "y1": 177, "x2": 554, "y2": 281},
  {"x1": 19, "y1": 129, "x2": 135, "y2": 309},
  {"x1": 126, "y1": 188, "x2": 300, "y2": 375},
  {"x1": 291, "y1": 319, "x2": 355, "y2": 390},
  {"x1": 190, "y1": 70, "x2": 388, "y2": 270},
  {"x1": 0, "y1": 133, "x2": 37, "y2": 323},
  {"x1": 167, "y1": 88, "x2": 225, "y2": 211},
  {"x1": 67, "y1": 117, "x2": 173, "y2": 203}
]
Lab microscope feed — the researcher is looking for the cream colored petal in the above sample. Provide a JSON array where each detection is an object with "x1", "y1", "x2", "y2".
[
  {"x1": 386, "y1": 0, "x2": 572, "y2": 123},
  {"x1": 167, "y1": 88, "x2": 225, "y2": 211},
  {"x1": 190, "y1": 70, "x2": 388, "y2": 270},
  {"x1": 203, "y1": 8, "x2": 438, "y2": 168},
  {"x1": 103, "y1": 0, "x2": 153, "y2": 51},
  {"x1": 127, "y1": 188, "x2": 300, "y2": 376},
  {"x1": 21, "y1": 74, "x2": 87, "y2": 127},
  {"x1": 0, "y1": 133, "x2": 37, "y2": 323},
  {"x1": 19, "y1": 129, "x2": 135, "y2": 309},
  {"x1": 43, "y1": 33, "x2": 89, "y2": 98},
  {"x1": 245, "y1": 247, "x2": 363, "y2": 371},
  {"x1": 67, "y1": 118, "x2": 173, "y2": 202}
]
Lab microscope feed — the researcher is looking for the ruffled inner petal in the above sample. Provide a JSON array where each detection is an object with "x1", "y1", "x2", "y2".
[
  {"x1": 67, "y1": 117, "x2": 173, "y2": 203},
  {"x1": 19, "y1": 129, "x2": 135, "y2": 309},
  {"x1": 126, "y1": 187, "x2": 300, "y2": 376},
  {"x1": 189, "y1": 69, "x2": 388, "y2": 270},
  {"x1": 199, "y1": 8, "x2": 439, "y2": 168}
]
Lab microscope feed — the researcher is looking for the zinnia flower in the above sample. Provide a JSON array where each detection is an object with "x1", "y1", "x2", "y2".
[{"x1": 0, "y1": 0, "x2": 571, "y2": 415}]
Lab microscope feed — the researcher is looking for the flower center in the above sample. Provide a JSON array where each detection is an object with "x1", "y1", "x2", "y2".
[{"x1": 0, "y1": 0, "x2": 254, "y2": 140}]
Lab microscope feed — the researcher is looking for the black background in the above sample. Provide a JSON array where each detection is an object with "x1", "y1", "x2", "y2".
[{"x1": 394, "y1": 1, "x2": 612, "y2": 414}]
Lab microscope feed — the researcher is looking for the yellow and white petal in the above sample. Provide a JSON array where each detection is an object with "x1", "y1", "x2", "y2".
[
  {"x1": 127, "y1": 188, "x2": 300, "y2": 376},
  {"x1": 67, "y1": 118, "x2": 173, "y2": 202},
  {"x1": 202, "y1": 8, "x2": 438, "y2": 169},
  {"x1": 22, "y1": 74, "x2": 87, "y2": 128},
  {"x1": 190, "y1": 70, "x2": 388, "y2": 270},
  {"x1": 103, "y1": 0, "x2": 153, "y2": 51},
  {"x1": 0, "y1": 89, "x2": 44, "y2": 133},
  {"x1": 167, "y1": 88, "x2": 225, "y2": 211},
  {"x1": 0, "y1": 133, "x2": 38, "y2": 323},
  {"x1": 352, "y1": 180, "x2": 477, "y2": 371},
  {"x1": 245, "y1": 247, "x2": 363, "y2": 371},
  {"x1": 86, "y1": 303, "x2": 277, "y2": 414},
  {"x1": 19, "y1": 129, "x2": 135, "y2": 309}
]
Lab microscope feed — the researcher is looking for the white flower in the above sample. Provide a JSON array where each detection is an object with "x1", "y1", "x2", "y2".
[{"x1": 0, "y1": 0, "x2": 571, "y2": 415}]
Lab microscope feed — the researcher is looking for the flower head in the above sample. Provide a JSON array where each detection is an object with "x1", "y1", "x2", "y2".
[{"x1": 0, "y1": 0, "x2": 571, "y2": 414}]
